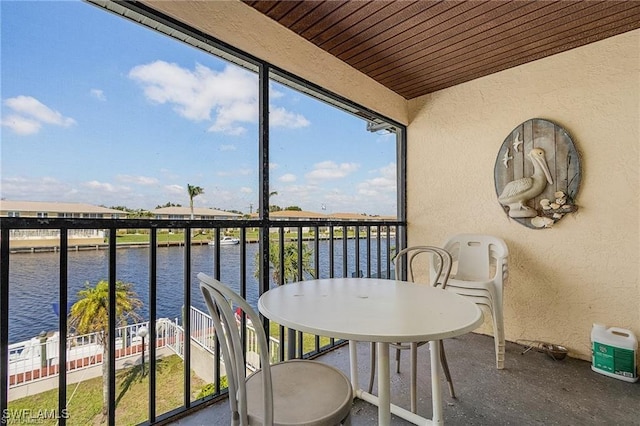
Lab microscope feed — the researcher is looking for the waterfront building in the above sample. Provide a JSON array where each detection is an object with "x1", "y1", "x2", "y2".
[
  {"x1": 0, "y1": 200, "x2": 125, "y2": 248},
  {"x1": 0, "y1": 200, "x2": 124, "y2": 219},
  {"x1": 150, "y1": 206, "x2": 242, "y2": 220},
  {"x1": 0, "y1": 202, "x2": 243, "y2": 249},
  {"x1": 252, "y1": 210, "x2": 397, "y2": 235}
]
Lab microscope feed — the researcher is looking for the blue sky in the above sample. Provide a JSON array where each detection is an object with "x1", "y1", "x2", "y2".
[{"x1": 1, "y1": 1, "x2": 397, "y2": 216}]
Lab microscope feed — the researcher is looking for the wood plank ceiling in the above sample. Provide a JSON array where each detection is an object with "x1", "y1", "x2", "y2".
[{"x1": 242, "y1": 0, "x2": 640, "y2": 100}]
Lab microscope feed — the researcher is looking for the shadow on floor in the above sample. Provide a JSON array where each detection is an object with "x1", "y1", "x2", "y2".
[{"x1": 169, "y1": 333, "x2": 639, "y2": 425}]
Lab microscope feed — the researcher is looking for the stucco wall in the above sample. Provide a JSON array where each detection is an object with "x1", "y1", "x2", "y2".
[
  {"x1": 142, "y1": 0, "x2": 638, "y2": 362},
  {"x1": 407, "y1": 30, "x2": 640, "y2": 361},
  {"x1": 142, "y1": 0, "x2": 407, "y2": 125}
]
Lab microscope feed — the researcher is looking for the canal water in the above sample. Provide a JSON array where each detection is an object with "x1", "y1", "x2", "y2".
[{"x1": 7, "y1": 238, "x2": 394, "y2": 343}]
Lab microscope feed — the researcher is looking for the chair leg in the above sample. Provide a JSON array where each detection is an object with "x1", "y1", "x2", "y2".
[
  {"x1": 440, "y1": 341, "x2": 456, "y2": 398},
  {"x1": 492, "y1": 302, "x2": 505, "y2": 369},
  {"x1": 410, "y1": 342, "x2": 418, "y2": 413},
  {"x1": 409, "y1": 341, "x2": 455, "y2": 413},
  {"x1": 368, "y1": 342, "x2": 376, "y2": 393}
]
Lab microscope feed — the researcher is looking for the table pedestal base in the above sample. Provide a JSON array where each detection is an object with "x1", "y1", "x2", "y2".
[{"x1": 348, "y1": 341, "x2": 444, "y2": 426}]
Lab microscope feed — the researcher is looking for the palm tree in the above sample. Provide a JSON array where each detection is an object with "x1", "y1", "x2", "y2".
[
  {"x1": 254, "y1": 242, "x2": 314, "y2": 359},
  {"x1": 254, "y1": 241, "x2": 315, "y2": 285},
  {"x1": 268, "y1": 190, "x2": 281, "y2": 212},
  {"x1": 69, "y1": 280, "x2": 142, "y2": 418},
  {"x1": 187, "y1": 184, "x2": 204, "y2": 220}
]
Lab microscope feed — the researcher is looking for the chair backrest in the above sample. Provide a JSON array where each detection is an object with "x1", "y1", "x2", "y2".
[
  {"x1": 197, "y1": 272, "x2": 274, "y2": 426},
  {"x1": 442, "y1": 234, "x2": 509, "y2": 283},
  {"x1": 393, "y1": 246, "x2": 452, "y2": 288}
]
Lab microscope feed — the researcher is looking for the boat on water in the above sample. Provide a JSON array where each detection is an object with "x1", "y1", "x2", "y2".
[{"x1": 208, "y1": 236, "x2": 240, "y2": 246}]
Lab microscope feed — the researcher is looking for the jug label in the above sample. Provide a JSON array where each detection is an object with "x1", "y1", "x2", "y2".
[{"x1": 592, "y1": 342, "x2": 637, "y2": 378}]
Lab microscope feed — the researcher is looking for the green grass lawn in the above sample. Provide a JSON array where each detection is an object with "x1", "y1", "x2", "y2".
[
  {"x1": 115, "y1": 231, "x2": 214, "y2": 244},
  {"x1": 267, "y1": 322, "x2": 332, "y2": 358},
  {"x1": 113, "y1": 229, "x2": 364, "y2": 245},
  {"x1": 8, "y1": 355, "x2": 206, "y2": 425},
  {"x1": 8, "y1": 332, "x2": 336, "y2": 425}
]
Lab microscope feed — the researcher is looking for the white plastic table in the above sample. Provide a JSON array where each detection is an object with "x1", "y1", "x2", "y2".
[{"x1": 258, "y1": 278, "x2": 483, "y2": 425}]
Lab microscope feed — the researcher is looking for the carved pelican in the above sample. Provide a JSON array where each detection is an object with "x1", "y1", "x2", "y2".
[{"x1": 498, "y1": 148, "x2": 553, "y2": 218}]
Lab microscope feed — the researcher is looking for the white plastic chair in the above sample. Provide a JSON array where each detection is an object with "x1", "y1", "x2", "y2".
[
  {"x1": 367, "y1": 246, "x2": 455, "y2": 413},
  {"x1": 198, "y1": 272, "x2": 353, "y2": 426},
  {"x1": 442, "y1": 234, "x2": 509, "y2": 369}
]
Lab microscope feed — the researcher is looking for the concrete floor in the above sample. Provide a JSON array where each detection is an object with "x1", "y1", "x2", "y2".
[{"x1": 169, "y1": 333, "x2": 639, "y2": 425}]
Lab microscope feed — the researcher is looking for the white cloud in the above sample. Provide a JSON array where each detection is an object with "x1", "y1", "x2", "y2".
[
  {"x1": 128, "y1": 61, "x2": 309, "y2": 135},
  {"x1": 219, "y1": 144, "x2": 236, "y2": 151},
  {"x1": 165, "y1": 184, "x2": 184, "y2": 194},
  {"x1": 305, "y1": 161, "x2": 360, "y2": 181},
  {"x1": 2, "y1": 96, "x2": 76, "y2": 135},
  {"x1": 269, "y1": 86, "x2": 284, "y2": 99},
  {"x1": 208, "y1": 99, "x2": 257, "y2": 135},
  {"x1": 129, "y1": 61, "x2": 255, "y2": 134},
  {"x1": 0, "y1": 176, "x2": 152, "y2": 207},
  {"x1": 1, "y1": 114, "x2": 41, "y2": 135},
  {"x1": 278, "y1": 173, "x2": 296, "y2": 183},
  {"x1": 357, "y1": 163, "x2": 396, "y2": 196},
  {"x1": 276, "y1": 184, "x2": 316, "y2": 206},
  {"x1": 270, "y1": 106, "x2": 310, "y2": 128},
  {"x1": 116, "y1": 175, "x2": 159, "y2": 185},
  {"x1": 240, "y1": 187, "x2": 252, "y2": 194},
  {"x1": 5, "y1": 96, "x2": 76, "y2": 126},
  {"x1": 90, "y1": 89, "x2": 106, "y2": 101},
  {"x1": 83, "y1": 180, "x2": 130, "y2": 193},
  {"x1": 1, "y1": 176, "x2": 70, "y2": 199},
  {"x1": 216, "y1": 167, "x2": 253, "y2": 178}
]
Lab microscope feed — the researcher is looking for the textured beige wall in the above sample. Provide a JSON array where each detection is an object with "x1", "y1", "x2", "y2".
[
  {"x1": 141, "y1": 0, "x2": 407, "y2": 124},
  {"x1": 141, "y1": 0, "x2": 638, "y2": 361},
  {"x1": 407, "y1": 30, "x2": 640, "y2": 361}
]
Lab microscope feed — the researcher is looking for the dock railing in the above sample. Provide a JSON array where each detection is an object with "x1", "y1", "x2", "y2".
[
  {"x1": 8, "y1": 318, "x2": 177, "y2": 388},
  {"x1": 8, "y1": 306, "x2": 282, "y2": 390}
]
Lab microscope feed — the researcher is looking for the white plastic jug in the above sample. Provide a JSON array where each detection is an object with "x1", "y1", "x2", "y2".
[{"x1": 591, "y1": 323, "x2": 638, "y2": 383}]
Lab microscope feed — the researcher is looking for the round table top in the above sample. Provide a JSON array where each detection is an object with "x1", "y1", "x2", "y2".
[{"x1": 258, "y1": 278, "x2": 483, "y2": 343}]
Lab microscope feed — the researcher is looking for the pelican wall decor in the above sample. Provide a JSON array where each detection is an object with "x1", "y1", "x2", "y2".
[
  {"x1": 498, "y1": 148, "x2": 553, "y2": 218},
  {"x1": 494, "y1": 119, "x2": 581, "y2": 229}
]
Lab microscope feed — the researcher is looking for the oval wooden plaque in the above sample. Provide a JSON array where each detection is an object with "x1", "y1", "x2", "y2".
[{"x1": 494, "y1": 119, "x2": 581, "y2": 229}]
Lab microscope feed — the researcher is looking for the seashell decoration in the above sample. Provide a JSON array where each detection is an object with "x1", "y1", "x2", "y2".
[
  {"x1": 537, "y1": 190, "x2": 578, "y2": 225},
  {"x1": 531, "y1": 216, "x2": 555, "y2": 228}
]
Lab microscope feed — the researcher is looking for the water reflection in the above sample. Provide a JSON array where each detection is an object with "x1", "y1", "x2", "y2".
[{"x1": 7, "y1": 238, "x2": 394, "y2": 343}]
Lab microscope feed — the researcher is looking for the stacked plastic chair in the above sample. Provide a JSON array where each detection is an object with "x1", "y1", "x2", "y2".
[{"x1": 441, "y1": 234, "x2": 509, "y2": 369}]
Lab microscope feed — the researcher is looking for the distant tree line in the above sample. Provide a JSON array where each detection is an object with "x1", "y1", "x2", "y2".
[
  {"x1": 269, "y1": 205, "x2": 302, "y2": 212},
  {"x1": 109, "y1": 204, "x2": 304, "y2": 217},
  {"x1": 156, "y1": 202, "x2": 182, "y2": 208}
]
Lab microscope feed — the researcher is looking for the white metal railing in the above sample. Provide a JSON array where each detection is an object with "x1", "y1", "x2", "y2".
[
  {"x1": 165, "y1": 321, "x2": 184, "y2": 357},
  {"x1": 7, "y1": 308, "x2": 281, "y2": 388},
  {"x1": 187, "y1": 306, "x2": 280, "y2": 371},
  {"x1": 190, "y1": 307, "x2": 216, "y2": 354},
  {"x1": 245, "y1": 325, "x2": 280, "y2": 371},
  {"x1": 8, "y1": 318, "x2": 178, "y2": 388}
]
